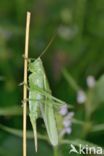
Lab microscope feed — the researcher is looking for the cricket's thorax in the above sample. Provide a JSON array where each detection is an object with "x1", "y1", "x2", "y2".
[
  {"x1": 29, "y1": 58, "x2": 44, "y2": 88},
  {"x1": 29, "y1": 58, "x2": 43, "y2": 73}
]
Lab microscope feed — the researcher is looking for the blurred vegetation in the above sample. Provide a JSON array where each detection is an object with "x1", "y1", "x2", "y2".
[{"x1": 0, "y1": 0, "x2": 104, "y2": 156}]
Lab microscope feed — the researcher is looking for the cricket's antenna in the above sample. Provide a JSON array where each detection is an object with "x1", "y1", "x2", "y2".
[{"x1": 39, "y1": 32, "x2": 57, "y2": 58}]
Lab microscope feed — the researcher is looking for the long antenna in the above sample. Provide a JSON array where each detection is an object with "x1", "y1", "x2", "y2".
[
  {"x1": 39, "y1": 32, "x2": 56, "y2": 58},
  {"x1": 23, "y1": 11, "x2": 31, "y2": 156}
]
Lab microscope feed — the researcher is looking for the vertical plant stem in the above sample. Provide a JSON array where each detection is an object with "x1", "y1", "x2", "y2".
[
  {"x1": 53, "y1": 146, "x2": 59, "y2": 156},
  {"x1": 23, "y1": 11, "x2": 31, "y2": 156}
]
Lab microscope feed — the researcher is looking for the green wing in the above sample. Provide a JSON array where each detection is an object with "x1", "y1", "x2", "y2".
[{"x1": 40, "y1": 73, "x2": 58, "y2": 146}]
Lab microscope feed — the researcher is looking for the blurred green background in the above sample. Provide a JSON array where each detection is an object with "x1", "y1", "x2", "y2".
[{"x1": 0, "y1": 0, "x2": 104, "y2": 156}]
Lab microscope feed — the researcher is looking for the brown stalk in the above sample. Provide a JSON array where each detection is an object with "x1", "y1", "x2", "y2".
[{"x1": 23, "y1": 11, "x2": 31, "y2": 156}]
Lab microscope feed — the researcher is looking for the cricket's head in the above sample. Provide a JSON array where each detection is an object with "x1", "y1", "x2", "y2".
[{"x1": 29, "y1": 57, "x2": 43, "y2": 72}]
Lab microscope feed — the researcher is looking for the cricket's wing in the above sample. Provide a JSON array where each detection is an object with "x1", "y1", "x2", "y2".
[
  {"x1": 40, "y1": 100, "x2": 58, "y2": 146},
  {"x1": 41, "y1": 74, "x2": 58, "y2": 146}
]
